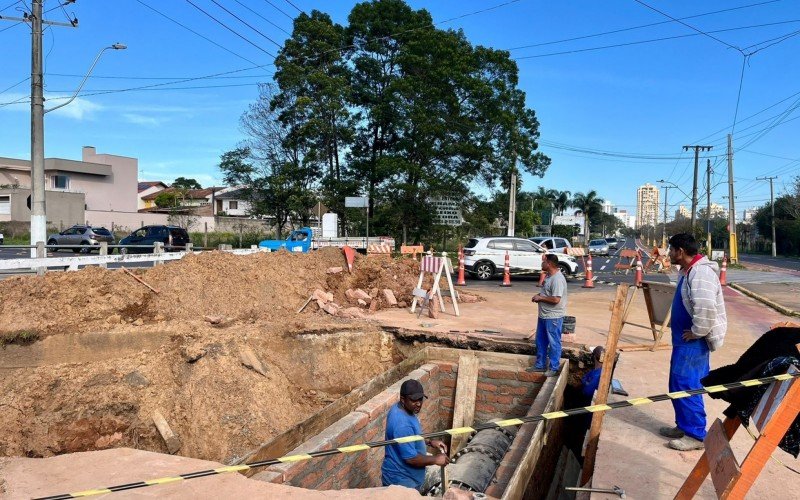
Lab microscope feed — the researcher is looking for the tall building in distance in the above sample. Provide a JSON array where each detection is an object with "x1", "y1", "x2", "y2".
[
  {"x1": 602, "y1": 200, "x2": 614, "y2": 214},
  {"x1": 675, "y1": 205, "x2": 691, "y2": 220},
  {"x1": 636, "y1": 183, "x2": 660, "y2": 228}
]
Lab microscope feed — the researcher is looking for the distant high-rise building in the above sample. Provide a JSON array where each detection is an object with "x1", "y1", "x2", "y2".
[
  {"x1": 699, "y1": 203, "x2": 727, "y2": 219},
  {"x1": 636, "y1": 183, "x2": 660, "y2": 228},
  {"x1": 602, "y1": 200, "x2": 614, "y2": 214},
  {"x1": 743, "y1": 208, "x2": 758, "y2": 223},
  {"x1": 675, "y1": 205, "x2": 691, "y2": 220}
]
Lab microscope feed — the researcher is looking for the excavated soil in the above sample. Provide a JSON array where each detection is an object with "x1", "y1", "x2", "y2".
[{"x1": 0, "y1": 249, "x2": 440, "y2": 463}]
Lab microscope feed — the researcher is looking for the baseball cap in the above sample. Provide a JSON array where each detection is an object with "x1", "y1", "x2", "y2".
[{"x1": 400, "y1": 379, "x2": 427, "y2": 401}]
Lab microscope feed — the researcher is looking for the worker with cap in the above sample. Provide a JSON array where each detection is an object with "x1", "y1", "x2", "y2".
[
  {"x1": 381, "y1": 379, "x2": 449, "y2": 491},
  {"x1": 581, "y1": 346, "x2": 605, "y2": 398}
]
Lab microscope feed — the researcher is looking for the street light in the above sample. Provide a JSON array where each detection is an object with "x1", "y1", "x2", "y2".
[
  {"x1": 29, "y1": 42, "x2": 126, "y2": 255},
  {"x1": 657, "y1": 179, "x2": 691, "y2": 248}
]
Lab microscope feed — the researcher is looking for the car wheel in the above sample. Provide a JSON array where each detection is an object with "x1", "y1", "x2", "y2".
[
  {"x1": 558, "y1": 263, "x2": 571, "y2": 276},
  {"x1": 474, "y1": 261, "x2": 495, "y2": 280},
  {"x1": 76, "y1": 241, "x2": 91, "y2": 254},
  {"x1": 47, "y1": 239, "x2": 58, "y2": 252}
]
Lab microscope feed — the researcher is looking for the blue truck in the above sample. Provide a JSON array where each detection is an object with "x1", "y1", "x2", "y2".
[{"x1": 258, "y1": 227, "x2": 395, "y2": 253}]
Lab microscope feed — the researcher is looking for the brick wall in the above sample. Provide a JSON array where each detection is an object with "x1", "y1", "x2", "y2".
[
  {"x1": 252, "y1": 363, "x2": 444, "y2": 490},
  {"x1": 252, "y1": 357, "x2": 552, "y2": 496}
]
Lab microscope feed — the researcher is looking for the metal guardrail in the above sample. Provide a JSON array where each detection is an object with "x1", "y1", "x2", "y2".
[{"x1": 0, "y1": 242, "x2": 268, "y2": 275}]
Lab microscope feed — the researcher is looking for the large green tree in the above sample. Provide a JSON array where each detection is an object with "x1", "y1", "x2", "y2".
[{"x1": 571, "y1": 190, "x2": 604, "y2": 240}]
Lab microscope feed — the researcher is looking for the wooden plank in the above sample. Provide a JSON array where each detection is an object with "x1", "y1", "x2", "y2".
[
  {"x1": 235, "y1": 349, "x2": 425, "y2": 473},
  {"x1": 152, "y1": 410, "x2": 182, "y2": 454},
  {"x1": 449, "y1": 354, "x2": 480, "y2": 457},
  {"x1": 425, "y1": 346, "x2": 536, "y2": 371},
  {"x1": 728, "y1": 361, "x2": 800, "y2": 498},
  {"x1": 502, "y1": 362, "x2": 569, "y2": 500},
  {"x1": 580, "y1": 284, "x2": 628, "y2": 486},
  {"x1": 674, "y1": 417, "x2": 741, "y2": 500},
  {"x1": 705, "y1": 419, "x2": 742, "y2": 498}
]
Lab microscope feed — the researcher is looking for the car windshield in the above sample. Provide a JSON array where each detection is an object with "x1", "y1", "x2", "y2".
[
  {"x1": 92, "y1": 227, "x2": 111, "y2": 235},
  {"x1": 606, "y1": 237, "x2": 616, "y2": 242},
  {"x1": 590, "y1": 240, "x2": 606, "y2": 245},
  {"x1": 465, "y1": 238, "x2": 479, "y2": 249}
]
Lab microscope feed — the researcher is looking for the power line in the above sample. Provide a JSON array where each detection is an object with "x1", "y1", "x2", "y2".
[
  {"x1": 505, "y1": 0, "x2": 783, "y2": 52},
  {"x1": 0, "y1": 75, "x2": 29, "y2": 95},
  {"x1": 262, "y1": 0, "x2": 294, "y2": 21},
  {"x1": 134, "y1": 0, "x2": 262, "y2": 67},
  {"x1": 0, "y1": 0, "x2": 19, "y2": 13},
  {"x1": 747, "y1": 27, "x2": 800, "y2": 55},
  {"x1": 232, "y1": 0, "x2": 290, "y2": 36},
  {"x1": 208, "y1": 0, "x2": 282, "y2": 49},
  {"x1": 513, "y1": 19, "x2": 800, "y2": 59},
  {"x1": 185, "y1": 0, "x2": 276, "y2": 58},
  {"x1": 283, "y1": 0, "x2": 303, "y2": 14},
  {"x1": 632, "y1": 0, "x2": 744, "y2": 54}
]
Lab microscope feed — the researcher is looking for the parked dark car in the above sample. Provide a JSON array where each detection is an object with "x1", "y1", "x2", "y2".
[
  {"x1": 47, "y1": 225, "x2": 115, "y2": 253},
  {"x1": 119, "y1": 225, "x2": 191, "y2": 253}
]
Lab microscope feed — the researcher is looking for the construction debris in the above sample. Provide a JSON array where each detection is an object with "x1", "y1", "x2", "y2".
[
  {"x1": 239, "y1": 346, "x2": 269, "y2": 377},
  {"x1": 152, "y1": 410, "x2": 182, "y2": 455}
]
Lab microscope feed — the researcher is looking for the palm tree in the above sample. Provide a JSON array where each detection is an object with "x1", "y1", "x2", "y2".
[
  {"x1": 571, "y1": 190, "x2": 604, "y2": 242},
  {"x1": 552, "y1": 190, "x2": 571, "y2": 216}
]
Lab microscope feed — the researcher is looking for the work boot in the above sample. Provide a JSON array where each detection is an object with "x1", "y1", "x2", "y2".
[
  {"x1": 526, "y1": 366, "x2": 545, "y2": 373},
  {"x1": 544, "y1": 369, "x2": 558, "y2": 377},
  {"x1": 659, "y1": 426, "x2": 685, "y2": 439},
  {"x1": 668, "y1": 436, "x2": 704, "y2": 451}
]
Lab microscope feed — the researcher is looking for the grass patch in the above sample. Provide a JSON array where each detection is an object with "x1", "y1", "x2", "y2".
[{"x1": 1, "y1": 330, "x2": 40, "y2": 347}]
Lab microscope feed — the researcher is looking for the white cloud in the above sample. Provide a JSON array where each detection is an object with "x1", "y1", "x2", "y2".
[
  {"x1": 122, "y1": 113, "x2": 166, "y2": 126},
  {"x1": 45, "y1": 95, "x2": 103, "y2": 120}
]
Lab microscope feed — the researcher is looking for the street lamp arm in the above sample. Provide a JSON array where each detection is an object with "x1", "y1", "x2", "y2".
[
  {"x1": 657, "y1": 179, "x2": 690, "y2": 198},
  {"x1": 44, "y1": 43, "x2": 125, "y2": 114}
]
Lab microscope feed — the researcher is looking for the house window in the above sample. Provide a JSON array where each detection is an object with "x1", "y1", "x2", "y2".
[
  {"x1": 0, "y1": 195, "x2": 9, "y2": 215},
  {"x1": 229, "y1": 200, "x2": 238, "y2": 210},
  {"x1": 52, "y1": 175, "x2": 69, "y2": 190}
]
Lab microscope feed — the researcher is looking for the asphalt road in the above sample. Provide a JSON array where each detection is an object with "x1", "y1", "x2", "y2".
[{"x1": 738, "y1": 253, "x2": 800, "y2": 273}]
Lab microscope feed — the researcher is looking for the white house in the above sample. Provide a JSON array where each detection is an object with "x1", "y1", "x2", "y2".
[{"x1": 208, "y1": 187, "x2": 251, "y2": 217}]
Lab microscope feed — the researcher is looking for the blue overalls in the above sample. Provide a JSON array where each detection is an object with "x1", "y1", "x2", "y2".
[{"x1": 669, "y1": 275, "x2": 710, "y2": 441}]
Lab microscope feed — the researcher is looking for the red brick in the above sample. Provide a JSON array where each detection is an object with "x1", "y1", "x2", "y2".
[
  {"x1": 250, "y1": 470, "x2": 283, "y2": 484},
  {"x1": 487, "y1": 394, "x2": 513, "y2": 404},
  {"x1": 517, "y1": 397, "x2": 535, "y2": 405},
  {"x1": 440, "y1": 387, "x2": 454, "y2": 398},
  {"x1": 318, "y1": 476, "x2": 335, "y2": 490},
  {"x1": 477, "y1": 382, "x2": 498, "y2": 392},
  {"x1": 441, "y1": 378, "x2": 456, "y2": 388},
  {"x1": 441, "y1": 399, "x2": 454, "y2": 408},
  {"x1": 516, "y1": 371, "x2": 545, "y2": 383},
  {"x1": 500, "y1": 384, "x2": 530, "y2": 395},
  {"x1": 419, "y1": 362, "x2": 441, "y2": 378},
  {"x1": 356, "y1": 390, "x2": 398, "y2": 419},
  {"x1": 476, "y1": 402, "x2": 497, "y2": 414},
  {"x1": 437, "y1": 363, "x2": 454, "y2": 373},
  {"x1": 483, "y1": 369, "x2": 517, "y2": 380}
]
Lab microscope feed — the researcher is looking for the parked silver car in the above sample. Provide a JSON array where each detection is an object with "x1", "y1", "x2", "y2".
[{"x1": 47, "y1": 225, "x2": 115, "y2": 253}]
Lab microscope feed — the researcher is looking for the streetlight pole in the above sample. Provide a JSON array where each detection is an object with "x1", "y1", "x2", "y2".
[{"x1": 757, "y1": 176, "x2": 778, "y2": 257}]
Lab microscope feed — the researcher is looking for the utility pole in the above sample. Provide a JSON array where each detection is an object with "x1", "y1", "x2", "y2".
[
  {"x1": 706, "y1": 158, "x2": 712, "y2": 258},
  {"x1": 757, "y1": 175, "x2": 778, "y2": 257},
  {"x1": 2, "y1": 1, "x2": 77, "y2": 256},
  {"x1": 683, "y1": 145, "x2": 713, "y2": 232},
  {"x1": 507, "y1": 160, "x2": 517, "y2": 237},
  {"x1": 660, "y1": 185, "x2": 670, "y2": 248},
  {"x1": 727, "y1": 135, "x2": 738, "y2": 263}
]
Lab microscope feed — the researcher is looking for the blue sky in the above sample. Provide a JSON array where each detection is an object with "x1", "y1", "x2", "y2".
[{"x1": 2, "y1": 0, "x2": 799, "y2": 218}]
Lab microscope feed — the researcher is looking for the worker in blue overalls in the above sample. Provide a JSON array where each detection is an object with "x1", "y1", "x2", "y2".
[{"x1": 659, "y1": 233, "x2": 727, "y2": 451}]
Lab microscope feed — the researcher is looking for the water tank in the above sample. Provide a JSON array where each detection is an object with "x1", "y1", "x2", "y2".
[{"x1": 322, "y1": 213, "x2": 339, "y2": 238}]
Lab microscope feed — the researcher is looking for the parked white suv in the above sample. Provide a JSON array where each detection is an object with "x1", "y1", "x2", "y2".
[
  {"x1": 529, "y1": 236, "x2": 572, "y2": 254},
  {"x1": 463, "y1": 237, "x2": 579, "y2": 280}
]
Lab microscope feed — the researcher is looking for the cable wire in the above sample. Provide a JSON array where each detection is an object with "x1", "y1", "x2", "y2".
[
  {"x1": 185, "y1": 0, "x2": 276, "y2": 58},
  {"x1": 208, "y1": 0, "x2": 282, "y2": 49},
  {"x1": 232, "y1": 0, "x2": 290, "y2": 36}
]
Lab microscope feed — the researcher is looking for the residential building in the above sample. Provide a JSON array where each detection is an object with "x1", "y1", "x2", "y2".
[
  {"x1": 699, "y1": 203, "x2": 727, "y2": 219},
  {"x1": 602, "y1": 200, "x2": 614, "y2": 214},
  {"x1": 0, "y1": 146, "x2": 137, "y2": 222},
  {"x1": 139, "y1": 187, "x2": 222, "y2": 215},
  {"x1": 210, "y1": 187, "x2": 252, "y2": 217},
  {"x1": 743, "y1": 208, "x2": 758, "y2": 223},
  {"x1": 0, "y1": 187, "x2": 84, "y2": 226},
  {"x1": 636, "y1": 183, "x2": 659, "y2": 228},
  {"x1": 138, "y1": 181, "x2": 168, "y2": 210},
  {"x1": 675, "y1": 205, "x2": 690, "y2": 220}
]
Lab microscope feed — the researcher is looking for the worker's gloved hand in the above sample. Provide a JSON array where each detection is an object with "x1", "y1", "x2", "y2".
[
  {"x1": 429, "y1": 439, "x2": 448, "y2": 454},
  {"x1": 433, "y1": 453, "x2": 450, "y2": 467}
]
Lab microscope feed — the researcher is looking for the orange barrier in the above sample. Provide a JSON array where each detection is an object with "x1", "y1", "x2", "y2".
[
  {"x1": 582, "y1": 254, "x2": 595, "y2": 288},
  {"x1": 455, "y1": 245, "x2": 466, "y2": 286},
  {"x1": 615, "y1": 248, "x2": 639, "y2": 273},
  {"x1": 343, "y1": 246, "x2": 356, "y2": 273},
  {"x1": 634, "y1": 254, "x2": 644, "y2": 287},
  {"x1": 500, "y1": 251, "x2": 512, "y2": 287},
  {"x1": 367, "y1": 243, "x2": 392, "y2": 256},
  {"x1": 400, "y1": 244, "x2": 424, "y2": 260}
]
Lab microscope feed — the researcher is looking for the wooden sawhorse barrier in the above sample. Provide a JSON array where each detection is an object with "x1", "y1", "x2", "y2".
[{"x1": 675, "y1": 354, "x2": 800, "y2": 499}]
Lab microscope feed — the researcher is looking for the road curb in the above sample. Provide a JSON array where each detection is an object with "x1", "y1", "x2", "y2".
[{"x1": 729, "y1": 282, "x2": 800, "y2": 317}]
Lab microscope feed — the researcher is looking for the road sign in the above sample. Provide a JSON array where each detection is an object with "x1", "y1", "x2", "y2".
[
  {"x1": 430, "y1": 197, "x2": 463, "y2": 226},
  {"x1": 345, "y1": 196, "x2": 369, "y2": 208}
]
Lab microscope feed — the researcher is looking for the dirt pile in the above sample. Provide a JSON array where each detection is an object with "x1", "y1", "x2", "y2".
[
  {"x1": 0, "y1": 324, "x2": 398, "y2": 463},
  {"x1": 0, "y1": 248, "x2": 428, "y2": 338}
]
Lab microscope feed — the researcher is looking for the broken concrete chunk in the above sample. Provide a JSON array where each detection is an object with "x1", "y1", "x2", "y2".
[
  {"x1": 152, "y1": 410, "x2": 182, "y2": 455},
  {"x1": 353, "y1": 289, "x2": 371, "y2": 301},
  {"x1": 459, "y1": 293, "x2": 479, "y2": 303},
  {"x1": 369, "y1": 288, "x2": 379, "y2": 298},
  {"x1": 239, "y1": 347, "x2": 268, "y2": 376},
  {"x1": 322, "y1": 302, "x2": 341, "y2": 316},
  {"x1": 428, "y1": 305, "x2": 440, "y2": 319},
  {"x1": 313, "y1": 289, "x2": 331, "y2": 303},
  {"x1": 123, "y1": 371, "x2": 150, "y2": 388},
  {"x1": 338, "y1": 307, "x2": 364, "y2": 319},
  {"x1": 180, "y1": 345, "x2": 207, "y2": 363},
  {"x1": 369, "y1": 299, "x2": 380, "y2": 312},
  {"x1": 397, "y1": 301, "x2": 408, "y2": 308},
  {"x1": 357, "y1": 299, "x2": 367, "y2": 307},
  {"x1": 132, "y1": 318, "x2": 144, "y2": 326},
  {"x1": 382, "y1": 289, "x2": 398, "y2": 306},
  {"x1": 326, "y1": 266, "x2": 343, "y2": 274},
  {"x1": 203, "y1": 315, "x2": 224, "y2": 325}
]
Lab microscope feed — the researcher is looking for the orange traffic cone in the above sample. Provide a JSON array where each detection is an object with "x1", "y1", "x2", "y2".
[
  {"x1": 634, "y1": 252, "x2": 644, "y2": 287},
  {"x1": 582, "y1": 254, "x2": 595, "y2": 288},
  {"x1": 538, "y1": 250, "x2": 548, "y2": 287},
  {"x1": 456, "y1": 245, "x2": 467, "y2": 286},
  {"x1": 343, "y1": 245, "x2": 356, "y2": 273},
  {"x1": 500, "y1": 251, "x2": 512, "y2": 287},
  {"x1": 719, "y1": 255, "x2": 728, "y2": 286}
]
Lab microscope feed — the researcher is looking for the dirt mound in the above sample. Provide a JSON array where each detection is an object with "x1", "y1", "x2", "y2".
[
  {"x1": 0, "y1": 249, "x2": 425, "y2": 338},
  {"x1": 0, "y1": 323, "x2": 397, "y2": 463}
]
